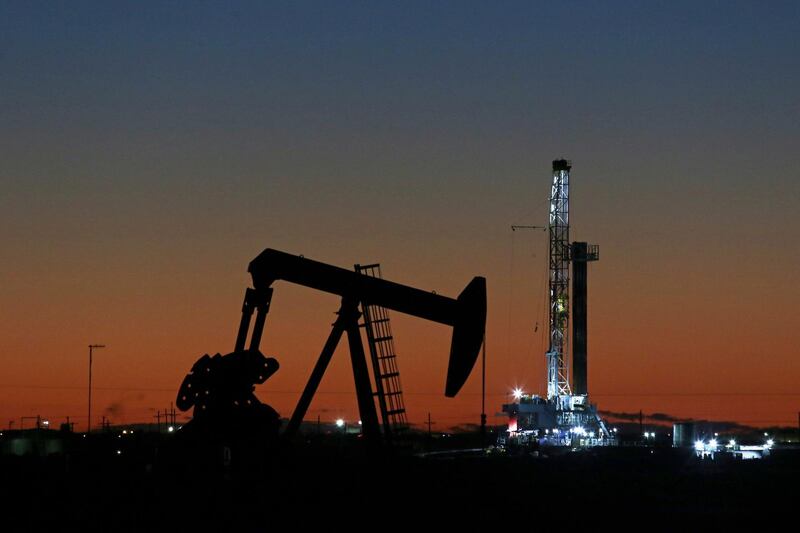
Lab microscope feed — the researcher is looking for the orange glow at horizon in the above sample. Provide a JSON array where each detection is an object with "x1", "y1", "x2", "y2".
[{"x1": 1, "y1": 236, "x2": 798, "y2": 433}]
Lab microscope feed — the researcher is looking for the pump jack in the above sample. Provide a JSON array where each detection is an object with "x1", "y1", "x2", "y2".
[{"x1": 176, "y1": 248, "x2": 486, "y2": 445}]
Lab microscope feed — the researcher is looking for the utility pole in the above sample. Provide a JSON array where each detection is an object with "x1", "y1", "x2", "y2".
[
  {"x1": 480, "y1": 336, "x2": 487, "y2": 445},
  {"x1": 427, "y1": 412, "x2": 432, "y2": 439},
  {"x1": 87, "y1": 344, "x2": 105, "y2": 434}
]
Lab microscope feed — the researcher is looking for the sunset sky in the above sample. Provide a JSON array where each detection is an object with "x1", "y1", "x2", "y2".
[{"x1": 1, "y1": 1, "x2": 798, "y2": 431}]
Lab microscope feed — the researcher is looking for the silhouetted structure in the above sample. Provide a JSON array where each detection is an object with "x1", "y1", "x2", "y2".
[
  {"x1": 176, "y1": 349, "x2": 280, "y2": 440},
  {"x1": 571, "y1": 241, "x2": 599, "y2": 395},
  {"x1": 355, "y1": 262, "x2": 409, "y2": 440},
  {"x1": 176, "y1": 248, "x2": 486, "y2": 450}
]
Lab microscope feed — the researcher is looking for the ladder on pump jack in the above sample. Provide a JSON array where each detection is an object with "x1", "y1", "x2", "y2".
[{"x1": 356, "y1": 263, "x2": 409, "y2": 440}]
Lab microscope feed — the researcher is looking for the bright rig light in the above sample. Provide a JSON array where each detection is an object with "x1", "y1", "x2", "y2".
[
  {"x1": 709, "y1": 439, "x2": 718, "y2": 448},
  {"x1": 512, "y1": 388, "x2": 524, "y2": 400},
  {"x1": 694, "y1": 440, "x2": 705, "y2": 451},
  {"x1": 336, "y1": 418, "x2": 345, "y2": 428}
]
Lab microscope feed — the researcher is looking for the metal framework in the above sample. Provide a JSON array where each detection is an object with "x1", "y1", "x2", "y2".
[
  {"x1": 356, "y1": 263, "x2": 409, "y2": 438},
  {"x1": 226, "y1": 248, "x2": 486, "y2": 444},
  {"x1": 547, "y1": 159, "x2": 572, "y2": 399},
  {"x1": 500, "y1": 159, "x2": 616, "y2": 448}
]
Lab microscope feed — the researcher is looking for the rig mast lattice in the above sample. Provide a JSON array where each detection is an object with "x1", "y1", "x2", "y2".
[{"x1": 547, "y1": 159, "x2": 572, "y2": 400}]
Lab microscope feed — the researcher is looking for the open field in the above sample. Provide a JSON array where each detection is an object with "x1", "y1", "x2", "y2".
[{"x1": 2, "y1": 433, "x2": 797, "y2": 529}]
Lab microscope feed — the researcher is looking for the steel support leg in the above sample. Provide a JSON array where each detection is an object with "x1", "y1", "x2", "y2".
[
  {"x1": 344, "y1": 306, "x2": 381, "y2": 441},
  {"x1": 284, "y1": 303, "x2": 349, "y2": 438},
  {"x1": 234, "y1": 289, "x2": 256, "y2": 352},
  {"x1": 235, "y1": 287, "x2": 273, "y2": 352},
  {"x1": 248, "y1": 288, "x2": 273, "y2": 352}
]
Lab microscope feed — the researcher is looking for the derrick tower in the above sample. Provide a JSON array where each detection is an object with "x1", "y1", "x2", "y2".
[
  {"x1": 500, "y1": 158, "x2": 614, "y2": 448},
  {"x1": 546, "y1": 159, "x2": 572, "y2": 400}
]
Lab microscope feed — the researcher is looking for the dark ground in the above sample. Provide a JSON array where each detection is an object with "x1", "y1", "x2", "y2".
[{"x1": 1, "y1": 432, "x2": 797, "y2": 530}]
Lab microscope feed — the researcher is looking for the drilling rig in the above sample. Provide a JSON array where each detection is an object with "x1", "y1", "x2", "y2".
[{"x1": 502, "y1": 160, "x2": 615, "y2": 448}]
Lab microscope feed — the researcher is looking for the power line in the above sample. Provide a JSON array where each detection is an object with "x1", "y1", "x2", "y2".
[{"x1": 1, "y1": 383, "x2": 799, "y2": 397}]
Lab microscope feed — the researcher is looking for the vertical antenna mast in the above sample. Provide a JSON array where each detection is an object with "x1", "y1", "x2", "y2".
[{"x1": 546, "y1": 159, "x2": 571, "y2": 400}]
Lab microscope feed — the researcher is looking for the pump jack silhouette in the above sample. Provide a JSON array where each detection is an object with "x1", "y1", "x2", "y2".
[{"x1": 176, "y1": 248, "x2": 486, "y2": 448}]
